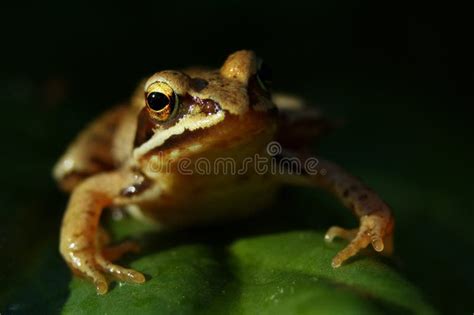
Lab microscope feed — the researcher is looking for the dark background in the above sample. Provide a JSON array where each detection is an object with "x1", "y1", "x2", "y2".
[{"x1": 1, "y1": 1, "x2": 473, "y2": 314}]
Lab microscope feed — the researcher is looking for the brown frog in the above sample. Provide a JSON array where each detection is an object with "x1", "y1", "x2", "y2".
[{"x1": 53, "y1": 50, "x2": 394, "y2": 295}]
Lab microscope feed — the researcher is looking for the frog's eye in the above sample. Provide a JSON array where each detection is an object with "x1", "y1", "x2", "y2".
[
  {"x1": 145, "y1": 82, "x2": 178, "y2": 121},
  {"x1": 256, "y1": 59, "x2": 272, "y2": 92}
]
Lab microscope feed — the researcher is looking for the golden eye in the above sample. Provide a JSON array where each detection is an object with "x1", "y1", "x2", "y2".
[{"x1": 145, "y1": 82, "x2": 178, "y2": 121}]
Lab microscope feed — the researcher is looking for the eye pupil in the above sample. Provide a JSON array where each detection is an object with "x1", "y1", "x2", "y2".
[{"x1": 147, "y1": 92, "x2": 170, "y2": 111}]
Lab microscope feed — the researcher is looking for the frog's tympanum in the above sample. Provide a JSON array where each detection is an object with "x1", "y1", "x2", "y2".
[{"x1": 53, "y1": 50, "x2": 394, "y2": 294}]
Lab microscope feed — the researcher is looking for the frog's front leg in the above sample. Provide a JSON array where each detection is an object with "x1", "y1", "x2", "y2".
[
  {"x1": 279, "y1": 156, "x2": 394, "y2": 268},
  {"x1": 60, "y1": 171, "x2": 145, "y2": 294}
]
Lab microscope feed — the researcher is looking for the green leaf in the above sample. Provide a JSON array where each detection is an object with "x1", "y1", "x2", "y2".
[{"x1": 62, "y1": 231, "x2": 436, "y2": 315}]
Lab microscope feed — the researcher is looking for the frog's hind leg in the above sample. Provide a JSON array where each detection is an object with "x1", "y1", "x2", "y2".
[
  {"x1": 273, "y1": 93, "x2": 334, "y2": 151},
  {"x1": 52, "y1": 105, "x2": 130, "y2": 192}
]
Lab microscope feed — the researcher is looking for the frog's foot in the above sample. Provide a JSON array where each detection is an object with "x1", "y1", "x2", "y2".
[
  {"x1": 63, "y1": 242, "x2": 145, "y2": 295},
  {"x1": 325, "y1": 214, "x2": 394, "y2": 268}
]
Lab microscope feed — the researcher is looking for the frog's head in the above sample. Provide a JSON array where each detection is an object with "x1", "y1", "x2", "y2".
[{"x1": 132, "y1": 50, "x2": 277, "y2": 168}]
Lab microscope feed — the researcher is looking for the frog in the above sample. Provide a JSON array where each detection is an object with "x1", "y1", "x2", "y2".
[{"x1": 53, "y1": 50, "x2": 394, "y2": 295}]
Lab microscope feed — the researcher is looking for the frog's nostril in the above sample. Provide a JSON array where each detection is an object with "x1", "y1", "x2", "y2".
[{"x1": 190, "y1": 78, "x2": 209, "y2": 92}]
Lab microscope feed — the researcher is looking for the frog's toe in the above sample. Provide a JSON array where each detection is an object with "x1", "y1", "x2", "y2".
[
  {"x1": 83, "y1": 268, "x2": 109, "y2": 295},
  {"x1": 330, "y1": 230, "x2": 372, "y2": 268},
  {"x1": 328, "y1": 214, "x2": 393, "y2": 268},
  {"x1": 95, "y1": 253, "x2": 145, "y2": 284},
  {"x1": 98, "y1": 241, "x2": 145, "y2": 283},
  {"x1": 64, "y1": 249, "x2": 110, "y2": 294},
  {"x1": 324, "y1": 226, "x2": 358, "y2": 242}
]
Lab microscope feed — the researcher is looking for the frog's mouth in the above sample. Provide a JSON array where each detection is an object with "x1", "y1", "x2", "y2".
[
  {"x1": 136, "y1": 107, "x2": 275, "y2": 169},
  {"x1": 133, "y1": 109, "x2": 226, "y2": 161}
]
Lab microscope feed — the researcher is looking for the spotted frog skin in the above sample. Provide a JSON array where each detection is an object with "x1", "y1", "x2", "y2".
[{"x1": 53, "y1": 50, "x2": 394, "y2": 294}]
